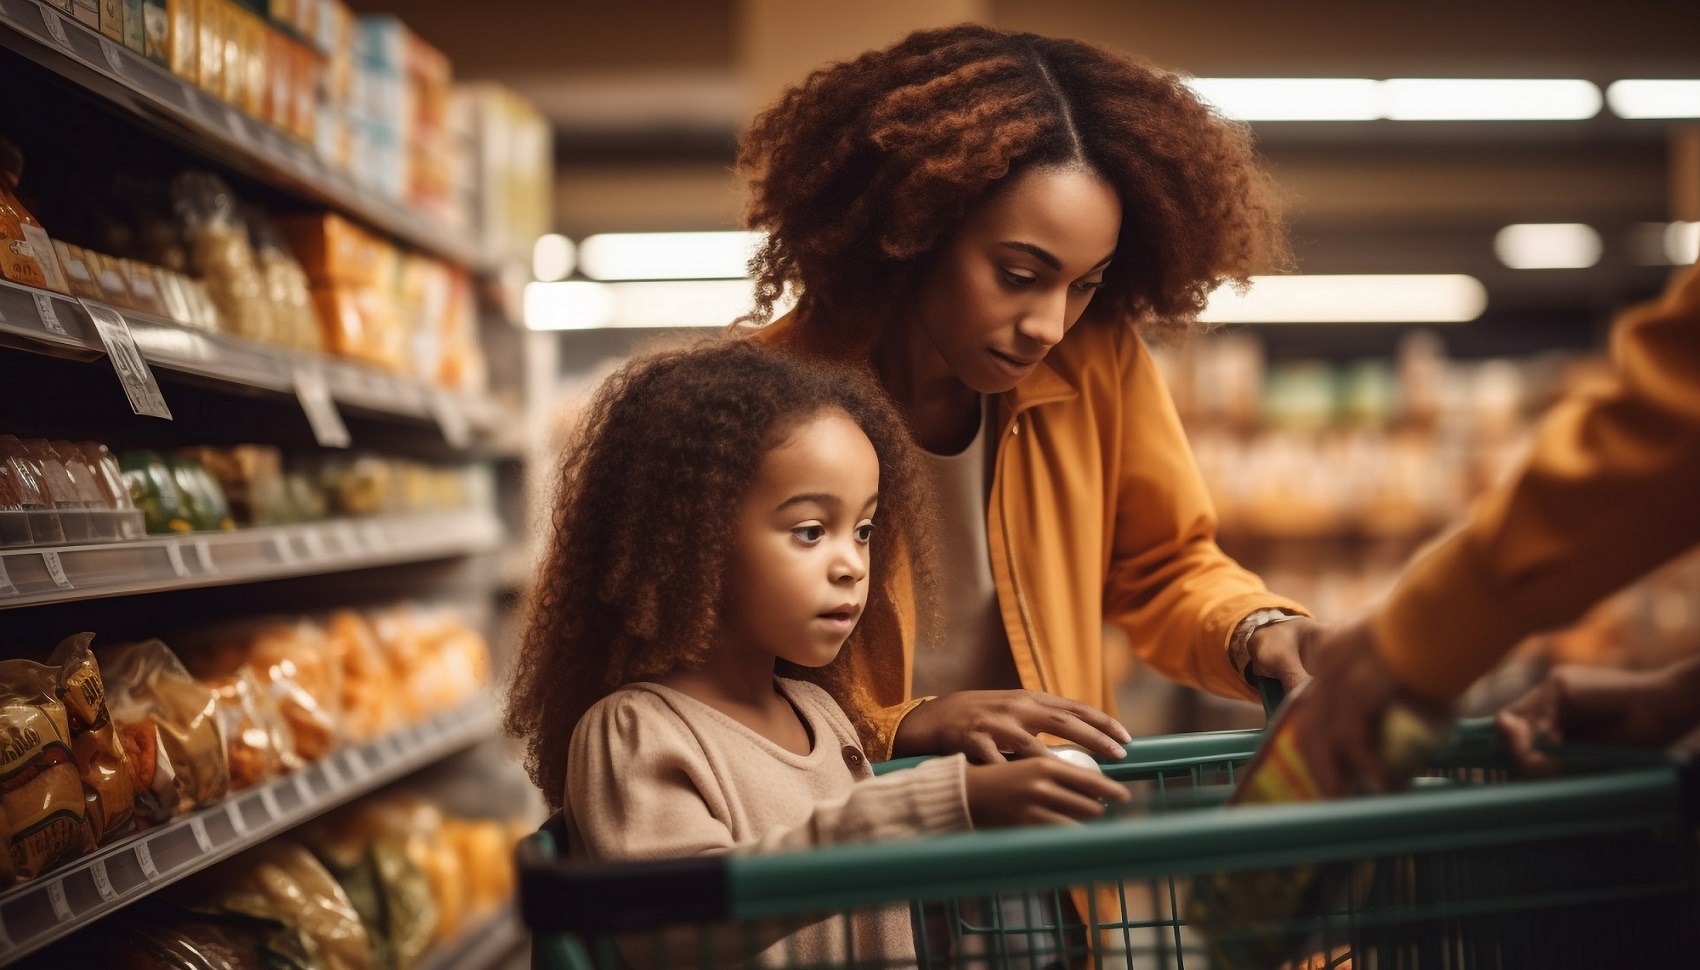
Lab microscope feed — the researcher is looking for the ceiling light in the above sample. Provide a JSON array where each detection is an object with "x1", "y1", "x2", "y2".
[
  {"x1": 525, "y1": 280, "x2": 787, "y2": 330},
  {"x1": 1668, "y1": 222, "x2": 1700, "y2": 265},
  {"x1": 1187, "y1": 78, "x2": 1381, "y2": 121},
  {"x1": 531, "y1": 234, "x2": 575, "y2": 282},
  {"x1": 577, "y1": 231, "x2": 763, "y2": 281},
  {"x1": 1383, "y1": 79, "x2": 1601, "y2": 121},
  {"x1": 1200, "y1": 274, "x2": 1488, "y2": 324},
  {"x1": 1607, "y1": 80, "x2": 1700, "y2": 119},
  {"x1": 1494, "y1": 223, "x2": 1602, "y2": 269}
]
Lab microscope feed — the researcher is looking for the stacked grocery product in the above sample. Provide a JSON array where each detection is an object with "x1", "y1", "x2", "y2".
[
  {"x1": 37, "y1": 0, "x2": 552, "y2": 260},
  {"x1": 0, "y1": 437, "x2": 145, "y2": 545},
  {"x1": 56, "y1": 790, "x2": 526, "y2": 970},
  {"x1": 0, "y1": 603, "x2": 490, "y2": 885}
]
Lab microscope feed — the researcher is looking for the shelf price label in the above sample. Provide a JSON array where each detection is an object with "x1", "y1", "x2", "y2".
[
  {"x1": 39, "y1": 7, "x2": 72, "y2": 50},
  {"x1": 189, "y1": 817, "x2": 214, "y2": 853},
  {"x1": 194, "y1": 539, "x2": 215, "y2": 572},
  {"x1": 91, "y1": 860, "x2": 116, "y2": 900},
  {"x1": 33, "y1": 292, "x2": 66, "y2": 337},
  {"x1": 41, "y1": 550, "x2": 72, "y2": 590},
  {"x1": 427, "y1": 391, "x2": 472, "y2": 449},
  {"x1": 164, "y1": 542, "x2": 189, "y2": 578},
  {"x1": 97, "y1": 37, "x2": 126, "y2": 77},
  {"x1": 47, "y1": 880, "x2": 73, "y2": 920},
  {"x1": 80, "y1": 301, "x2": 173, "y2": 419},
  {"x1": 292, "y1": 362, "x2": 351, "y2": 448}
]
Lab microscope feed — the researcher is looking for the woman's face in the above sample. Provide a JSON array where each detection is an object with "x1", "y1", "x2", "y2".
[{"x1": 913, "y1": 164, "x2": 1122, "y2": 394}]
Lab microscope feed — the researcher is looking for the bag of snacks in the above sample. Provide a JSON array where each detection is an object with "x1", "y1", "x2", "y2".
[
  {"x1": 101, "y1": 639, "x2": 229, "y2": 822},
  {"x1": 203, "y1": 666, "x2": 296, "y2": 790},
  {"x1": 173, "y1": 171, "x2": 275, "y2": 345},
  {"x1": 182, "y1": 619, "x2": 340, "y2": 764},
  {"x1": 49, "y1": 633, "x2": 138, "y2": 844},
  {"x1": 0, "y1": 657, "x2": 94, "y2": 880},
  {"x1": 183, "y1": 840, "x2": 373, "y2": 970}
]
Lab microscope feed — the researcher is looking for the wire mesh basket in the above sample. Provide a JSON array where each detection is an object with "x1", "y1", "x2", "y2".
[{"x1": 519, "y1": 721, "x2": 1699, "y2": 968}]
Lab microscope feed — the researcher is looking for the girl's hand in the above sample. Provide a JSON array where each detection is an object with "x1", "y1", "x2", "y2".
[
  {"x1": 893, "y1": 690, "x2": 1132, "y2": 762},
  {"x1": 964, "y1": 758, "x2": 1131, "y2": 827}
]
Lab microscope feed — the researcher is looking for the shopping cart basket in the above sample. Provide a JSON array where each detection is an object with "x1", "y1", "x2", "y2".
[{"x1": 519, "y1": 720, "x2": 1699, "y2": 968}]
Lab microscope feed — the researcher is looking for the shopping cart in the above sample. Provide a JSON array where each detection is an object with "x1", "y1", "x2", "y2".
[{"x1": 518, "y1": 719, "x2": 1700, "y2": 968}]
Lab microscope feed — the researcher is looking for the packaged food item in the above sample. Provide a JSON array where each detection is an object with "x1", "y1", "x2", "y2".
[
  {"x1": 0, "y1": 137, "x2": 69, "y2": 293},
  {"x1": 20, "y1": 439, "x2": 100, "y2": 542},
  {"x1": 120, "y1": 449, "x2": 197, "y2": 534},
  {"x1": 120, "y1": 258, "x2": 170, "y2": 317},
  {"x1": 323, "y1": 609, "x2": 397, "y2": 742},
  {"x1": 0, "y1": 434, "x2": 63, "y2": 545},
  {"x1": 90, "y1": 251, "x2": 137, "y2": 310},
  {"x1": 99, "y1": 0, "x2": 124, "y2": 42},
  {"x1": 101, "y1": 638, "x2": 229, "y2": 821},
  {"x1": 302, "y1": 800, "x2": 437, "y2": 968},
  {"x1": 52, "y1": 241, "x2": 106, "y2": 302},
  {"x1": 49, "y1": 634, "x2": 138, "y2": 844},
  {"x1": 167, "y1": 0, "x2": 197, "y2": 87},
  {"x1": 76, "y1": 442, "x2": 133, "y2": 511},
  {"x1": 102, "y1": 908, "x2": 318, "y2": 970},
  {"x1": 0, "y1": 657, "x2": 94, "y2": 880},
  {"x1": 204, "y1": 666, "x2": 294, "y2": 789},
  {"x1": 177, "y1": 445, "x2": 284, "y2": 526},
  {"x1": 123, "y1": 0, "x2": 146, "y2": 53},
  {"x1": 185, "y1": 618, "x2": 340, "y2": 763},
  {"x1": 166, "y1": 455, "x2": 237, "y2": 531},
  {"x1": 71, "y1": 1, "x2": 99, "y2": 30},
  {"x1": 173, "y1": 171, "x2": 274, "y2": 345},
  {"x1": 194, "y1": 0, "x2": 221, "y2": 94},
  {"x1": 184, "y1": 839, "x2": 373, "y2": 970},
  {"x1": 247, "y1": 208, "x2": 321, "y2": 353}
]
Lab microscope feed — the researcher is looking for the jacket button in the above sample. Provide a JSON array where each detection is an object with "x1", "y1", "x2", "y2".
[{"x1": 842, "y1": 746, "x2": 866, "y2": 771}]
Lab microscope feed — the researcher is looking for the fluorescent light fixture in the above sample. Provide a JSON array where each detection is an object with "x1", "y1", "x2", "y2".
[
  {"x1": 1607, "y1": 80, "x2": 1700, "y2": 119},
  {"x1": 531, "y1": 233, "x2": 575, "y2": 282},
  {"x1": 578, "y1": 231, "x2": 763, "y2": 281},
  {"x1": 525, "y1": 279, "x2": 782, "y2": 330},
  {"x1": 1668, "y1": 222, "x2": 1700, "y2": 265},
  {"x1": 1200, "y1": 274, "x2": 1487, "y2": 324},
  {"x1": 1494, "y1": 223, "x2": 1602, "y2": 269},
  {"x1": 1187, "y1": 78, "x2": 1381, "y2": 121},
  {"x1": 1383, "y1": 79, "x2": 1601, "y2": 120}
]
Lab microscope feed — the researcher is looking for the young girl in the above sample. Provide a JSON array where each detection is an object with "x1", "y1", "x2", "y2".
[{"x1": 505, "y1": 340, "x2": 1128, "y2": 966}]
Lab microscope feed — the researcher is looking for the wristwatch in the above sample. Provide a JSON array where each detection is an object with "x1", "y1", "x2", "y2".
[{"x1": 1228, "y1": 608, "x2": 1303, "y2": 685}]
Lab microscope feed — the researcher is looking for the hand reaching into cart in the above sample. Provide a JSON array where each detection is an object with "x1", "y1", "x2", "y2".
[
  {"x1": 891, "y1": 689, "x2": 1133, "y2": 763},
  {"x1": 1496, "y1": 654, "x2": 1700, "y2": 774}
]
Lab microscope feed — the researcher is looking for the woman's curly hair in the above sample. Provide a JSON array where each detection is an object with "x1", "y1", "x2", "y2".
[
  {"x1": 737, "y1": 23, "x2": 1290, "y2": 340},
  {"x1": 506, "y1": 339, "x2": 937, "y2": 811}
]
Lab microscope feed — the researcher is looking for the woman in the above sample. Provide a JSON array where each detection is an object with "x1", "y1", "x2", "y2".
[{"x1": 739, "y1": 23, "x2": 1318, "y2": 765}]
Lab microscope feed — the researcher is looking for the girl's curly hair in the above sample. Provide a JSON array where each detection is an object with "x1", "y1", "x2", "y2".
[
  {"x1": 737, "y1": 23, "x2": 1290, "y2": 340},
  {"x1": 506, "y1": 339, "x2": 937, "y2": 811}
]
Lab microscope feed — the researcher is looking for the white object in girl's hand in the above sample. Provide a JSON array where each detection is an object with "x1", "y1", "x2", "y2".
[{"x1": 1052, "y1": 747, "x2": 1103, "y2": 771}]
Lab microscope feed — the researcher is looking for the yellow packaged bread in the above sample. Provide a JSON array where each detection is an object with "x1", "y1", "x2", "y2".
[
  {"x1": 185, "y1": 839, "x2": 374, "y2": 970},
  {"x1": 0, "y1": 658, "x2": 94, "y2": 881},
  {"x1": 49, "y1": 633, "x2": 138, "y2": 845},
  {"x1": 203, "y1": 666, "x2": 295, "y2": 789},
  {"x1": 182, "y1": 618, "x2": 341, "y2": 764},
  {"x1": 323, "y1": 609, "x2": 398, "y2": 742}
]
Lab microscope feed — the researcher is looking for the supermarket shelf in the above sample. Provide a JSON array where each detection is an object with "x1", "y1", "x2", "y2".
[
  {"x1": 0, "y1": 696, "x2": 501, "y2": 966},
  {"x1": 0, "y1": 280, "x2": 517, "y2": 440},
  {"x1": 0, "y1": 0, "x2": 497, "y2": 274},
  {"x1": 0, "y1": 509, "x2": 503, "y2": 608},
  {"x1": 419, "y1": 902, "x2": 527, "y2": 970}
]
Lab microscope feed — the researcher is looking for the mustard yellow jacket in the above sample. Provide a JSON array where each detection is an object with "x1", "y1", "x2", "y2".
[
  {"x1": 752, "y1": 314, "x2": 1310, "y2": 759},
  {"x1": 1378, "y1": 261, "x2": 1700, "y2": 700}
]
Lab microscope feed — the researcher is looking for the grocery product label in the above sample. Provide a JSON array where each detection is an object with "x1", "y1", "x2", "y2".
[
  {"x1": 81, "y1": 301, "x2": 172, "y2": 419},
  {"x1": 134, "y1": 841, "x2": 158, "y2": 879},
  {"x1": 33, "y1": 293, "x2": 67, "y2": 337},
  {"x1": 428, "y1": 391, "x2": 471, "y2": 449},
  {"x1": 0, "y1": 557, "x2": 16, "y2": 596},
  {"x1": 39, "y1": 7, "x2": 72, "y2": 49},
  {"x1": 291, "y1": 362, "x2": 351, "y2": 448},
  {"x1": 98, "y1": 36, "x2": 125, "y2": 77},
  {"x1": 19, "y1": 226, "x2": 68, "y2": 294},
  {"x1": 41, "y1": 550, "x2": 71, "y2": 589},
  {"x1": 91, "y1": 859, "x2": 115, "y2": 899}
]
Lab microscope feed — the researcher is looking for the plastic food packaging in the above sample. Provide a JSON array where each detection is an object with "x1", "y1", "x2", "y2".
[
  {"x1": 101, "y1": 909, "x2": 318, "y2": 970},
  {"x1": 183, "y1": 839, "x2": 374, "y2": 970},
  {"x1": 204, "y1": 665, "x2": 297, "y2": 789},
  {"x1": 248, "y1": 208, "x2": 322, "y2": 354},
  {"x1": 49, "y1": 633, "x2": 139, "y2": 844},
  {"x1": 323, "y1": 610, "x2": 399, "y2": 742},
  {"x1": 0, "y1": 434, "x2": 65, "y2": 545},
  {"x1": 52, "y1": 241, "x2": 106, "y2": 301},
  {"x1": 0, "y1": 136, "x2": 69, "y2": 293},
  {"x1": 165, "y1": 456, "x2": 237, "y2": 531},
  {"x1": 0, "y1": 656, "x2": 94, "y2": 881},
  {"x1": 302, "y1": 800, "x2": 438, "y2": 968},
  {"x1": 183, "y1": 619, "x2": 341, "y2": 764},
  {"x1": 101, "y1": 638, "x2": 230, "y2": 823},
  {"x1": 178, "y1": 445, "x2": 287, "y2": 526},
  {"x1": 173, "y1": 171, "x2": 275, "y2": 346},
  {"x1": 121, "y1": 449, "x2": 197, "y2": 534}
]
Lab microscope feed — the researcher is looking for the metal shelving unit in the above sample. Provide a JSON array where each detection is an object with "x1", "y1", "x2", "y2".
[
  {"x1": 0, "y1": 697, "x2": 501, "y2": 964},
  {"x1": 0, "y1": 0, "x2": 497, "y2": 274}
]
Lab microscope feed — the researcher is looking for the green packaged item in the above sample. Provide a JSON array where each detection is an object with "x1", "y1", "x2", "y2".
[
  {"x1": 166, "y1": 457, "x2": 236, "y2": 531},
  {"x1": 120, "y1": 449, "x2": 194, "y2": 534}
]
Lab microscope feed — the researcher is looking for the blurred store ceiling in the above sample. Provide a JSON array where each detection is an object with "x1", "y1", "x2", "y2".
[{"x1": 348, "y1": 0, "x2": 1700, "y2": 352}]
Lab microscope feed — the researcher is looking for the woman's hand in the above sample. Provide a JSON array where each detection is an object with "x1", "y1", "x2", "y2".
[
  {"x1": 1495, "y1": 661, "x2": 1700, "y2": 774},
  {"x1": 1283, "y1": 618, "x2": 1450, "y2": 797},
  {"x1": 1246, "y1": 617, "x2": 1325, "y2": 694},
  {"x1": 965, "y1": 758, "x2": 1131, "y2": 827},
  {"x1": 893, "y1": 690, "x2": 1132, "y2": 763}
]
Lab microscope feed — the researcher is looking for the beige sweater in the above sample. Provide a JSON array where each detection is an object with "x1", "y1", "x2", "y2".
[{"x1": 565, "y1": 678, "x2": 971, "y2": 967}]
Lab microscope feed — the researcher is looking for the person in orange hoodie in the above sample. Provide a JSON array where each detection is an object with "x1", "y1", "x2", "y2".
[
  {"x1": 1290, "y1": 259, "x2": 1700, "y2": 794},
  {"x1": 736, "y1": 23, "x2": 1318, "y2": 766}
]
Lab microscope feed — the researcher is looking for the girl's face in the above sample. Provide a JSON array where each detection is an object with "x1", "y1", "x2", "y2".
[
  {"x1": 913, "y1": 164, "x2": 1122, "y2": 393},
  {"x1": 721, "y1": 409, "x2": 880, "y2": 669}
]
